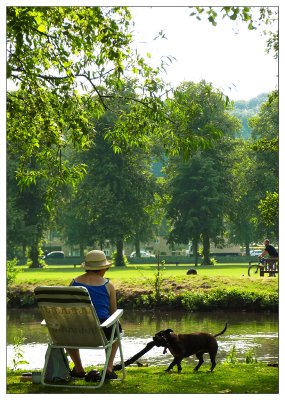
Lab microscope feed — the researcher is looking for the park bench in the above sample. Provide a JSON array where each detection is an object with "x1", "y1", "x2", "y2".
[
  {"x1": 151, "y1": 261, "x2": 180, "y2": 268},
  {"x1": 159, "y1": 261, "x2": 180, "y2": 267},
  {"x1": 260, "y1": 258, "x2": 279, "y2": 277}
]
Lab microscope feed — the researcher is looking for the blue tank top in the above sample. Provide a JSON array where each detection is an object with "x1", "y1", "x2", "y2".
[{"x1": 71, "y1": 279, "x2": 110, "y2": 321}]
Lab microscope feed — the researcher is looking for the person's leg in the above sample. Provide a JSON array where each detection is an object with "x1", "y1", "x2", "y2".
[
  {"x1": 107, "y1": 341, "x2": 119, "y2": 372},
  {"x1": 102, "y1": 323, "x2": 122, "y2": 377},
  {"x1": 66, "y1": 349, "x2": 85, "y2": 374}
]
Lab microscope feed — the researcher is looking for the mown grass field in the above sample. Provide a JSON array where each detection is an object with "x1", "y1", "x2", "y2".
[
  {"x1": 13, "y1": 262, "x2": 275, "y2": 284},
  {"x1": 12, "y1": 262, "x2": 278, "y2": 297}
]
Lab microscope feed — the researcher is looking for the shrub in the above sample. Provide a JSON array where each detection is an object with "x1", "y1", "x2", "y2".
[
  {"x1": 112, "y1": 251, "x2": 128, "y2": 267},
  {"x1": 181, "y1": 291, "x2": 208, "y2": 311},
  {"x1": 224, "y1": 345, "x2": 239, "y2": 364},
  {"x1": 7, "y1": 258, "x2": 21, "y2": 285},
  {"x1": 7, "y1": 286, "x2": 36, "y2": 308},
  {"x1": 245, "y1": 349, "x2": 257, "y2": 364}
]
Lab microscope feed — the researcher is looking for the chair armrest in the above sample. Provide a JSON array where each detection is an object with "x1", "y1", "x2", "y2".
[{"x1": 100, "y1": 309, "x2": 123, "y2": 328}]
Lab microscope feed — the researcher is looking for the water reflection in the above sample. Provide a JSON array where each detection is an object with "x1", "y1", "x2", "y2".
[{"x1": 7, "y1": 309, "x2": 278, "y2": 370}]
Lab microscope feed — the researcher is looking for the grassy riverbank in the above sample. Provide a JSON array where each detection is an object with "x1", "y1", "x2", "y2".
[
  {"x1": 7, "y1": 264, "x2": 279, "y2": 395},
  {"x1": 7, "y1": 363, "x2": 279, "y2": 394},
  {"x1": 8, "y1": 263, "x2": 278, "y2": 312}
]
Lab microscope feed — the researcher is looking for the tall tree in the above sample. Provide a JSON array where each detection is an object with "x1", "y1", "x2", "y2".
[
  {"x1": 6, "y1": 6, "x2": 170, "y2": 264},
  {"x1": 225, "y1": 139, "x2": 259, "y2": 254},
  {"x1": 7, "y1": 157, "x2": 50, "y2": 267},
  {"x1": 165, "y1": 81, "x2": 241, "y2": 264},
  {"x1": 249, "y1": 91, "x2": 279, "y2": 239},
  {"x1": 7, "y1": 6, "x2": 168, "y2": 193},
  {"x1": 166, "y1": 155, "x2": 225, "y2": 265},
  {"x1": 231, "y1": 93, "x2": 269, "y2": 139},
  {"x1": 225, "y1": 91, "x2": 278, "y2": 249},
  {"x1": 60, "y1": 103, "x2": 159, "y2": 265},
  {"x1": 8, "y1": 6, "x2": 269, "y2": 195}
]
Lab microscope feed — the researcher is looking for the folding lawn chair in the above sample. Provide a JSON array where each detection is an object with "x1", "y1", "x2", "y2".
[{"x1": 34, "y1": 285, "x2": 126, "y2": 389}]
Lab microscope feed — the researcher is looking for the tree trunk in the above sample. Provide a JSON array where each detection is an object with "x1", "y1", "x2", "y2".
[
  {"x1": 115, "y1": 239, "x2": 125, "y2": 266},
  {"x1": 245, "y1": 241, "x2": 250, "y2": 256},
  {"x1": 202, "y1": 234, "x2": 211, "y2": 265},
  {"x1": 192, "y1": 237, "x2": 199, "y2": 267},
  {"x1": 29, "y1": 242, "x2": 42, "y2": 268},
  {"x1": 135, "y1": 236, "x2": 141, "y2": 258}
]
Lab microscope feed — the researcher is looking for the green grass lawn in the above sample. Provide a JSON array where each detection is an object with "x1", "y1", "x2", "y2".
[
  {"x1": 13, "y1": 262, "x2": 277, "y2": 296},
  {"x1": 7, "y1": 364, "x2": 279, "y2": 394},
  {"x1": 14, "y1": 262, "x2": 260, "y2": 284}
]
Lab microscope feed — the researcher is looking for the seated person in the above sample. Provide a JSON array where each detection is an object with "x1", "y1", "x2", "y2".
[
  {"x1": 259, "y1": 239, "x2": 278, "y2": 271},
  {"x1": 67, "y1": 250, "x2": 120, "y2": 380}
]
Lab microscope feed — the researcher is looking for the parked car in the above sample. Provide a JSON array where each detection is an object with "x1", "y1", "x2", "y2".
[
  {"x1": 250, "y1": 250, "x2": 263, "y2": 257},
  {"x1": 129, "y1": 250, "x2": 155, "y2": 258},
  {"x1": 43, "y1": 251, "x2": 65, "y2": 259}
]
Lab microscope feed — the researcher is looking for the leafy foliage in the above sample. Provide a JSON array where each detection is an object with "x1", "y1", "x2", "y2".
[
  {"x1": 165, "y1": 81, "x2": 241, "y2": 263},
  {"x1": 164, "y1": 81, "x2": 237, "y2": 158},
  {"x1": 231, "y1": 93, "x2": 269, "y2": 139},
  {"x1": 11, "y1": 330, "x2": 28, "y2": 371},
  {"x1": 190, "y1": 6, "x2": 256, "y2": 29},
  {"x1": 7, "y1": 6, "x2": 167, "y2": 191},
  {"x1": 7, "y1": 258, "x2": 20, "y2": 285},
  {"x1": 59, "y1": 98, "x2": 161, "y2": 264},
  {"x1": 258, "y1": 191, "x2": 278, "y2": 224},
  {"x1": 189, "y1": 6, "x2": 278, "y2": 58},
  {"x1": 6, "y1": 7, "x2": 278, "y2": 259},
  {"x1": 249, "y1": 91, "x2": 278, "y2": 236}
]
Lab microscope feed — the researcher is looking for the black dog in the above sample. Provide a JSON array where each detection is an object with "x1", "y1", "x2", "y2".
[
  {"x1": 187, "y1": 269, "x2": 197, "y2": 275},
  {"x1": 153, "y1": 323, "x2": 227, "y2": 373}
]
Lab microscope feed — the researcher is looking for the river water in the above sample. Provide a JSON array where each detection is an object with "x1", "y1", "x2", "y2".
[{"x1": 7, "y1": 309, "x2": 278, "y2": 371}]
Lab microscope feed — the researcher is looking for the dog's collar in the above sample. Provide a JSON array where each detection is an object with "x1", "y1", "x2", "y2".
[{"x1": 162, "y1": 335, "x2": 180, "y2": 358}]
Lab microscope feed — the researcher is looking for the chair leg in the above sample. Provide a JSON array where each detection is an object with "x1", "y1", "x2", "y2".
[
  {"x1": 39, "y1": 323, "x2": 125, "y2": 389},
  {"x1": 116, "y1": 324, "x2": 126, "y2": 381},
  {"x1": 41, "y1": 344, "x2": 52, "y2": 386}
]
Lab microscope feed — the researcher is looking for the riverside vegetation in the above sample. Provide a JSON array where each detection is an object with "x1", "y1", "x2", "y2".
[{"x1": 7, "y1": 262, "x2": 278, "y2": 312}]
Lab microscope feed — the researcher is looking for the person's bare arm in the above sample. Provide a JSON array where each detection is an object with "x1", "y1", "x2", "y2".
[
  {"x1": 259, "y1": 250, "x2": 268, "y2": 258},
  {"x1": 108, "y1": 282, "x2": 117, "y2": 314}
]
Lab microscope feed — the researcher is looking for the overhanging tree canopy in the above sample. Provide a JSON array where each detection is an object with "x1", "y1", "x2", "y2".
[
  {"x1": 7, "y1": 6, "x2": 167, "y2": 192},
  {"x1": 8, "y1": 6, "x2": 272, "y2": 194}
]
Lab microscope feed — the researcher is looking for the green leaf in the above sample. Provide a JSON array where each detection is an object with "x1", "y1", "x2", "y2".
[{"x1": 37, "y1": 24, "x2": 46, "y2": 33}]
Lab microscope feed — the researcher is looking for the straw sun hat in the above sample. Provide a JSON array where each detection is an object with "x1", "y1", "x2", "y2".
[{"x1": 81, "y1": 250, "x2": 112, "y2": 270}]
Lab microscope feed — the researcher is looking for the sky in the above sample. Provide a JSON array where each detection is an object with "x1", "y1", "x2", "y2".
[
  {"x1": 2, "y1": 4, "x2": 279, "y2": 102},
  {"x1": 130, "y1": 6, "x2": 278, "y2": 101}
]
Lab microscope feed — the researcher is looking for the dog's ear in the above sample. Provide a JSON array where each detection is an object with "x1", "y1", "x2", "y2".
[{"x1": 165, "y1": 328, "x2": 173, "y2": 335}]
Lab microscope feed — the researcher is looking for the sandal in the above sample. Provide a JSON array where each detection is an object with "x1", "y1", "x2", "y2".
[
  {"x1": 105, "y1": 370, "x2": 118, "y2": 380},
  {"x1": 85, "y1": 370, "x2": 102, "y2": 382},
  {"x1": 70, "y1": 367, "x2": 86, "y2": 379}
]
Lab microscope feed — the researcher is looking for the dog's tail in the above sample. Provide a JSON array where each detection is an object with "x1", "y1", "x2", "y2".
[{"x1": 214, "y1": 323, "x2": 227, "y2": 337}]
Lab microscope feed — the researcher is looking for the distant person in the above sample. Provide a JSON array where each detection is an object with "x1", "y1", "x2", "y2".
[
  {"x1": 259, "y1": 239, "x2": 278, "y2": 274},
  {"x1": 259, "y1": 239, "x2": 278, "y2": 259},
  {"x1": 66, "y1": 250, "x2": 121, "y2": 381}
]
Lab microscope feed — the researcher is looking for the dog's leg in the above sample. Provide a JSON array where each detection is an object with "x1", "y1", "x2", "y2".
[
  {"x1": 193, "y1": 352, "x2": 204, "y2": 371},
  {"x1": 166, "y1": 357, "x2": 183, "y2": 373},
  {"x1": 165, "y1": 358, "x2": 177, "y2": 372},
  {"x1": 209, "y1": 352, "x2": 217, "y2": 372},
  {"x1": 176, "y1": 360, "x2": 182, "y2": 373}
]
